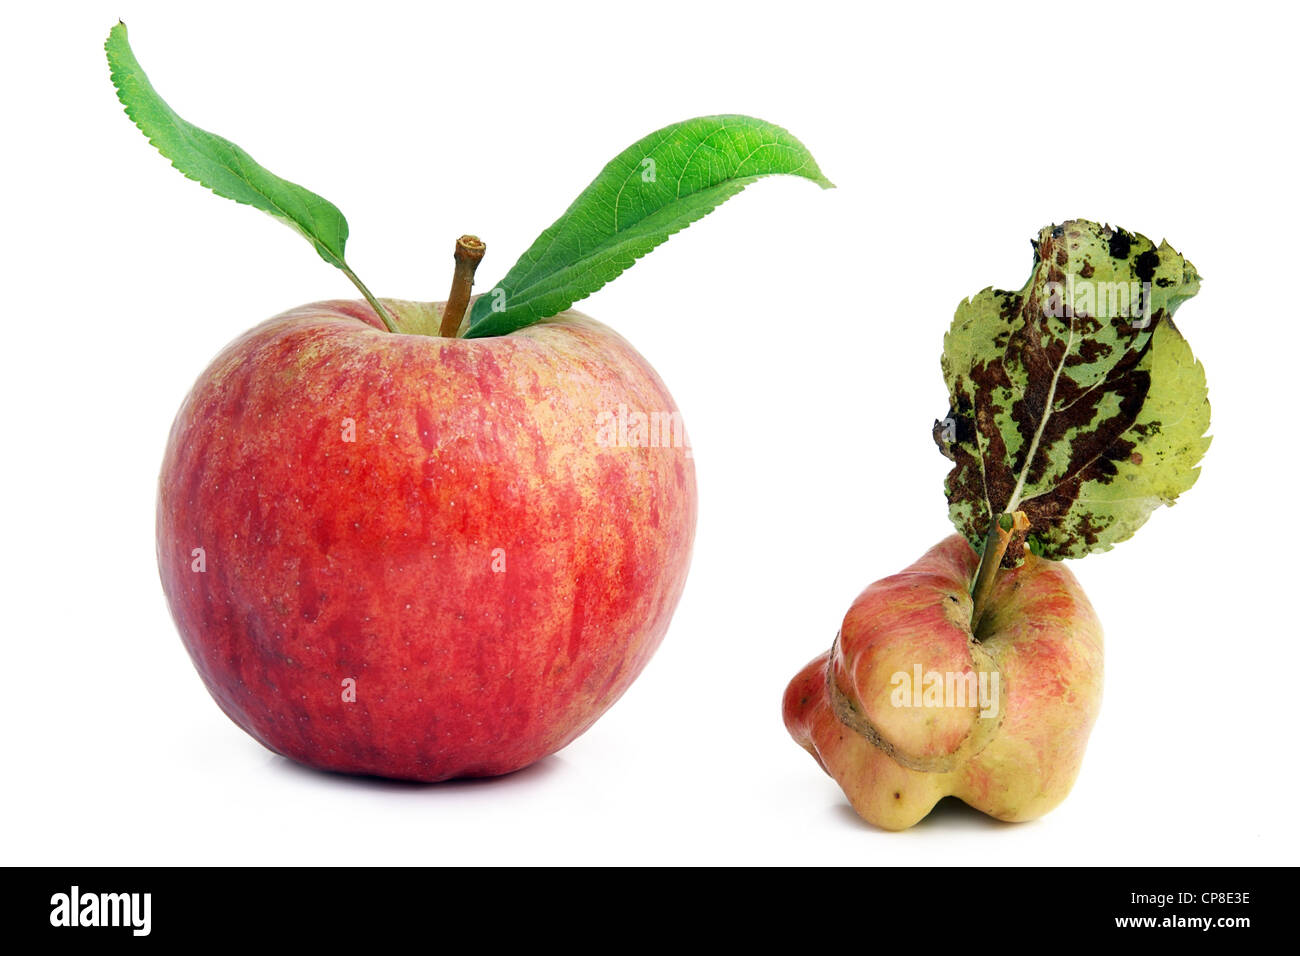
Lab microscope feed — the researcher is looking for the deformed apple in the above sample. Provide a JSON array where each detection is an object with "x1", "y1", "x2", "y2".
[
  {"x1": 784, "y1": 533, "x2": 1102, "y2": 830},
  {"x1": 108, "y1": 22, "x2": 832, "y2": 780},
  {"x1": 784, "y1": 220, "x2": 1210, "y2": 828}
]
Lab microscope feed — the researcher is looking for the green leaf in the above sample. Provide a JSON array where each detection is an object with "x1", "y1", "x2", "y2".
[
  {"x1": 465, "y1": 115, "x2": 833, "y2": 338},
  {"x1": 105, "y1": 22, "x2": 394, "y2": 330},
  {"x1": 934, "y1": 220, "x2": 1210, "y2": 562}
]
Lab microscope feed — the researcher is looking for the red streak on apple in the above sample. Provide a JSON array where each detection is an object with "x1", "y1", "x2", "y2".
[{"x1": 158, "y1": 299, "x2": 696, "y2": 781}]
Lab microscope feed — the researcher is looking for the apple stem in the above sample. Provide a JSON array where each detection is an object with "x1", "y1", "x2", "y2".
[
  {"x1": 969, "y1": 511, "x2": 1029, "y2": 635},
  {"x1": 340, "y1": 264, "x2": 399, "y2": 333},
  {"x1": 438, "y1": 235, "x2": 487, "y2": 337}
]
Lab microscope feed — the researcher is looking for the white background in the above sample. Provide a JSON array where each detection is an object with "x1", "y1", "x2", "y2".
[{"x1": 4, "y1": 0, "x2": 1296, "y2": 865}]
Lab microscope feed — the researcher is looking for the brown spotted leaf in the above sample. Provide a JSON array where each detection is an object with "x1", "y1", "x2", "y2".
[{"x1": 935, "y1": 220, "x2": 1210, "y2": 563}]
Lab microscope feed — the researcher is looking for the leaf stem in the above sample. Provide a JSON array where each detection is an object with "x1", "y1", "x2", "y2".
[
  {"x1": 340, "y1": 263, "x2": 399, "y2": 333},
  {"x1": 969, "y1": 511, "x2": 1029, "y2": 635},
  {"x1": 439, "y1": 236, "x2": 486, "y2": 337}
]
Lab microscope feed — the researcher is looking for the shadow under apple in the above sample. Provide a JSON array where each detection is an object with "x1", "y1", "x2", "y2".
[
  {"x1": 266, "y1": 751, "x2": 567, "y2": 794},
  {"x1": 832, "y1": 796, "x2": 1019, "y2": 832}
]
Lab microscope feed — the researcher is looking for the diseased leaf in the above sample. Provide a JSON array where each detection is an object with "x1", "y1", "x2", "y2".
[
  {"x1": 934, "y1": 220, "x2": 1210, "y2": 563},
  {"x1": 465, "y1": 115, "x2": 833, "y2": 338}
]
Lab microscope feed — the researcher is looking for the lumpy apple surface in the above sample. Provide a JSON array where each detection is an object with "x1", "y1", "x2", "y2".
[{"x1": 783, "y1": 535, "x2": 1102, "y2": 829}]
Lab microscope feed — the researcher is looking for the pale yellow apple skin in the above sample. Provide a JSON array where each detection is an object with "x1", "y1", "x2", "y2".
[{"x1": 783, "y1": 535, "x2": 1103, "y2": 831}]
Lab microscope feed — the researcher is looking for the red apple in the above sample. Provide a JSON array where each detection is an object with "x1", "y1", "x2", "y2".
[
  {"x1": 158, "y1": 297, "x2": 696, "y2": 781},
  {"x1": 783, "y1": 534, "x2": 1102, "y2": 830}
]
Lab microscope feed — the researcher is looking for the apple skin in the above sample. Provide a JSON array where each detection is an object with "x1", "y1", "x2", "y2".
[
  {"x1": 158, "y1": 298, "x2": 696, "y2": 781},
  {"x1": 783, "y1": 535, "x2": 1102, "y2": 830}
]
